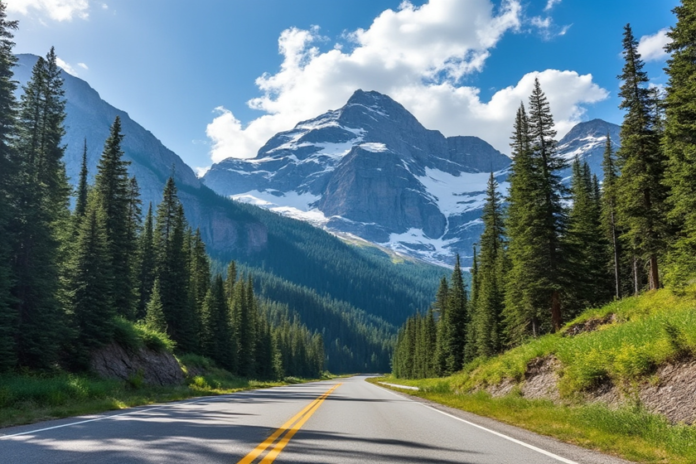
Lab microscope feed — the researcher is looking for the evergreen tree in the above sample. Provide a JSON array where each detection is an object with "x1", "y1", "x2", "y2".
[
  {"x1": 0, "y1": 2, "x2": 18, "y2": 371},
  {"x1": 11, "y1": 49, "x2": 69, "y2": 369},
  {"x1": 201, "y1": 275, "x2": 235, "y2": 370},
  {"x1": 442, "y1": 254, "x2": 467, "y2": 374},
  {"x1": 615, "y1": 24, "x2": 667, "y2": 291},
  {"x1": 663, "y1": 2, "x2": 696, "y2": 289},
  {"x1": 189, "y1": 229, "x2": 210, "y2": 350},
  {"x1": 473, "y1": 173, "x2": 506, "y2": 357},
  {"x1": 74, "y1": 139, "x2": 89, "y2": 224},
  {"x1": 565, "y1": 158, "x2": 611, "y2": 313},
  {"x1": 601, "y1": 135, "x2": 623, "y2": 298},
  {"x1": 67, "y1": 195, "x2": 114, "y2": 366},
  {"x1": 94, "y1": 117, "x2": 138, "y2": 318},
  {"x1": 504, "y1": 104, "x2": 545, "y2": 343},
  {"x1": 135, "y1": 203, "x2": 155, "y2": 320},
  {"x1": 433, "y1": 276, "x2": 450, "y2": 375},
  {"x1": 145, "y1": 278, "x2": 167, "y2": 333}
]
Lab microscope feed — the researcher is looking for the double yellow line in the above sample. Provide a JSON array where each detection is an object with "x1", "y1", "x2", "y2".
[{"x1": 237, "y1": 383, "x2": 342, "y2": 464}]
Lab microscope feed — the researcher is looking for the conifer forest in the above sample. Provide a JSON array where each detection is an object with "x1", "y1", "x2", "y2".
[{"x1": 393, "y1": 14, "x2": 696, "y2": 378}]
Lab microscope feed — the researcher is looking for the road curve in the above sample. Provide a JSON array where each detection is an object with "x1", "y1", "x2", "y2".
[{"x1": 0, "y1": 375, "x2": 631, "y2": 463}]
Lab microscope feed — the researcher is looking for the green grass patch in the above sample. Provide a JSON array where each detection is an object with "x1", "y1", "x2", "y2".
[{"x1": 112, "y1": 317, "x2": 176, "y2": 352}]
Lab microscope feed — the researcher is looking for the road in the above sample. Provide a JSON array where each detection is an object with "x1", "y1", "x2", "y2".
[{"x1": 0, "y1": 375, "x2": 630, "y2": 463}]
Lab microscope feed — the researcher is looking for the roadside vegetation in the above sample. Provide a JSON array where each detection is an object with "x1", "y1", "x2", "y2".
[{"x1": 375, "y1": 286, "x2": 696, "y2": 464}]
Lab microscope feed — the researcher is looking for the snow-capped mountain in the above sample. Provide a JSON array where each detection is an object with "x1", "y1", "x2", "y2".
[
  {"x1": 204, "y1": 90, "x2": 621, "y2": 267},
  {"x1": 203, "y1": 90, "x2": 511, "y2": 266}
]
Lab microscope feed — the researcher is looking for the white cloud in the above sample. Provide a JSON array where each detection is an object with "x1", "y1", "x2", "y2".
[
  {"x1": 56, "y1": 57, "x2": 78, "y2": 76},
  {"x1": 7, "y1": 0, "x2": 89, "y2": 21},
  {"x1": 207, "y1": 0, "x2": 607, "y2": 161},
  {"x1": 195, "y1": 166, "x2": 211, "y2": 178},
  {"x1": 637, "y1": 28, "x2": 672, "y2": 62},
  {"x1": 544, "y1": 0, "x2": 561, "y2": 11},
  {"x1": 77, "y1": 62, "x2": 88, "y2": 70}
]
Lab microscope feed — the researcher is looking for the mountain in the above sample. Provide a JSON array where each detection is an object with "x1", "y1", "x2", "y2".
[
  {"x1": 14, "y1": 54, "x2": 448, "y2": 372},
  {"x1": 557, "y1": 118, "x2": 622, "y2": 179},
  {"x1": 204, "y1": 90, "x2": 620, "y2": 267},
  {"x1": 204, "y1": 90, "x2": 512, "y2": 266}
]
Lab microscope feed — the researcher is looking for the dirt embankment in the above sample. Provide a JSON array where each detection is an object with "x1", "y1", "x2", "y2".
[
  {"x1": 483, "y1": 355, "x2": 696, "y2": 425},
  {"x1": 90, "y1": 343, "x2": 185, "y2": 386}
]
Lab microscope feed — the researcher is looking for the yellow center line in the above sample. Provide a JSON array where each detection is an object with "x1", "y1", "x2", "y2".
[{"x1": 236, "y1": 383, "x2": 341, "y2": 464}]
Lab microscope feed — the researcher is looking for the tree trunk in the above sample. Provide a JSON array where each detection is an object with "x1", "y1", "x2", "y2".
[
  {"x1": 551, "y1": 290, "x2": 562, "y2": 332},
  {"x1": 649, "y1": 254, "x2": 660, "y2": 290},
  {"x1": 633, "y1": 255, "x2": 640, "y2": 296},
  {"x1": 610, "y1": 212, "x2": 621, "y2": 299}
]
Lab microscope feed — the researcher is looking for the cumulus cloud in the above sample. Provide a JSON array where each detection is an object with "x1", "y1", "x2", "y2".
[
  {"x1": 6, "y1": 0, "x2": 90, "y2": 21},
  {"x1": 207, "y1": 0, "x2": 607, "y2": 161},
  {"x1": 56, "y1": 57, "x2": 78, "y2": 76},
  {"x1": 637, "y1": 28, "x2": 673, "y2": 62}
]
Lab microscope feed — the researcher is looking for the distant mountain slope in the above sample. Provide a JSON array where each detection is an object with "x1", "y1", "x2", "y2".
[
  {"x1": 204, "y1": 90, "x2": 512, "y2": 266},
  {"x1": 12, "y1": 55, "x2": 447, "y2": 371}
]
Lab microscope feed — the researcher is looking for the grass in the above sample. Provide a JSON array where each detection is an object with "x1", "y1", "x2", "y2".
[
  {"x1": 368, "y1": 287, "x2": 696, "y2": 463},
  {"x1": 0, "y1": 324, "x2": 335, "y2": 429},
  {"x1": 0, "y1": 363, "x2": 296, "y2": 429},
  {"x1": 443, "y1": 288, "x2": 696, "y2": 395}
]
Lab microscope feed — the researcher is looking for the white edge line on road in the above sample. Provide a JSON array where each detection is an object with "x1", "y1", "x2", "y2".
[
  {"x1": 375, "y1": 382, "x2": 578, "y2": 464},
  {"x1": 0, "y1": 381, "x2": 334, "y2": 440},
  {"x1": 0, "y1": 387, "x2": 275, "y2": 440}
]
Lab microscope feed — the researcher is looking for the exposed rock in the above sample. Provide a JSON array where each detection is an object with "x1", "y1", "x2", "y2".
[
  {"x1": 485, "y1": 378, "x2": 517, "y2": 398},
  {"x1": 90, "y1": 343, "x2": 185, "y2": 386},
  {"x1": 522, "y1": 357, "x2": 561, "y2": 400},
  {"x1": 565, "y1": 314, "x2": 616, "y2": 337},
  {"x1": 639, "y1": 360, "x2": 696, "y2": 424}
]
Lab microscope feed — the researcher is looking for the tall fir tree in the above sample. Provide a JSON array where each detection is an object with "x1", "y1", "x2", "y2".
[
  {"x1": 565, "y1": 158, "x2": 611, "y2": 314},
  {"x1": 433, "y1": 276, "x2": 450, "y2": 375},
  {"x1": 442, "y1": 254, "x2": 467, "y2": 375},
  {"x1": 189, "y1": 228, "x2": 210, "y2": 351},
  {"x1": 11, "y1": 49, "x2": 69, "y2": 369},
  {"x1": 202, "y1": 275, "x2": 235, "y2": 371},
  {"x1": 663, "y1": 2, "x2": 696, "y2": 289},
  {"x1": 473, "y1": 173, "x2": 506, "y2": 357},
  {"x1": 94, "y1": 117, "x2": 138, "y2": 318},
  {"x1": 135, "y1": 203, "x2": 155, "y2": 320},
  {"x1": 504, "y1": 104, "x2": 546, "y2": 343},
  {"x1": 0, "y1": 1, "x2": 18, "y2": 371},
  {"x1": 615, "y1": 24, "x2": 667, "y2": 291},
  {"x1": 601, "y1": 135, "x2": 623, "y2": 298},
  {"x1": 66, "y1": 194, "x2": 114, "y2": 367},
  {"x1": 74, "y1": 139, "x2": 89, "y2": 225}
]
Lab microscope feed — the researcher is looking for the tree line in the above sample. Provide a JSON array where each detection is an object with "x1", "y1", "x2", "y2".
[
  {"x1": 393, "y1": 3, "x2": 696, "y2": 378},
  {"x1": 0, "y1": 4, "x2": 323, "y2": 379}
]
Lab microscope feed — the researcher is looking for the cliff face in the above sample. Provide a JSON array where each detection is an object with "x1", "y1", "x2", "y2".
[
  {"x1": 90, "y1": 343, "x2": 185, "y2": 387},
  {"x1": 14, "y1": 54, "x2": 267, "y2": 259}
]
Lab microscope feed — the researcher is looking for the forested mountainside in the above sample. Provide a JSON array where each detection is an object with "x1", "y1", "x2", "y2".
[{"x1": 6, "y1": 52, "x2": 449, "y2": 377}]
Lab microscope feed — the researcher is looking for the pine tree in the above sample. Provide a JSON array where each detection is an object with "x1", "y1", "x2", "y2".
[
  {"x1": 565, "y1": 158, "x2": 611, "y2": 314},
  {"x1": 189, "y1": 229, "x2": 210, "y2": 351},
  {"x1": 504, "y1": 104, "x2": 545, "y2": 343},
  {"x1": 601, "y1": 135, "x2": 623, "y2": 298},
  {"x1": 0, "y1": 2, "x2": 18, "y2": 371},
  {"x1": 74, "y1": 140, "x2": 89, "y2": 225},
  {"x1": 201, "y1": 275, "x2": 234, "y2": 370},
  {"x1": 135, "y1": 203, "x2": 155, "y2": 320},
  {"x1": 433, "y1": 276, "x2": 449, "y2": 375},
  {"x1": 442, "y1": 254, "x2": 467, "y2": 374},
  {"x1": 473, "y1": 173, "x2": 506, "y2": 357},
  {"x1": 615, "y1": 24, "x2": 667, "y2": 291},
  {"x1": 94, "y1": 117, "x2": 138, "y2": 318},
  {"x1": 11, "y1": 49, "x2": 69, "y2": 369},
  {"x1": 67, "y1": 194, "x2": 114, "y2": 367},
  {"x1": 145, "y1": 278, "x2": 167, "y2": 333},
  {"x1": 663, "y1": 2, "x2": 696, "y2": 289}
]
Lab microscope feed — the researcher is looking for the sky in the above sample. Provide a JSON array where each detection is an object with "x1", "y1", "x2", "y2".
[{"x1": 7, "y1": 0, "x2": 679, "y2": 175}]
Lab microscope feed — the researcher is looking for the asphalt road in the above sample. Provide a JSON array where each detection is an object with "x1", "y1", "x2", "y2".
[{"x1": 0, "y1": 375, "x2": 631, "y2": 463}]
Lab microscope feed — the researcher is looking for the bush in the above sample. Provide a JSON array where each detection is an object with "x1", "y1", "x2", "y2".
[{"x1": 111, "y1": 317, "x2": 175, "y2": 353}]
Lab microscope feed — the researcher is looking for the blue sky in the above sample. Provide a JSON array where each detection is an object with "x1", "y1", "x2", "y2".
[{"x1": 8, "y1": 0, "x2": 679, "y2": 172}]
